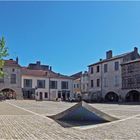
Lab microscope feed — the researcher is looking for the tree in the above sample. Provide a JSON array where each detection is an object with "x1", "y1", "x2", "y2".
[{"x1": 0, "y1": 37, "x2": 9, "y2": 77}]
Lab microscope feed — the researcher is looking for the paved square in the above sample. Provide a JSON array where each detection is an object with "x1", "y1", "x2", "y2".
[{"x1": 1, "y1": 100, "x2": 140, "y2": 139}]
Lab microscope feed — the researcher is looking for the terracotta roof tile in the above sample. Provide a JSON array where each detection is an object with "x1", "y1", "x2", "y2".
[
  {"x1": 4, "y1": 60, "x2": 21, "y2": 67},
  {"x1": 21, "y1": 67, "x2": 72, "y2": 79}
]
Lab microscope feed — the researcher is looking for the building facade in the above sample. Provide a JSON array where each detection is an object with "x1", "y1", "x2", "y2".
[
  {"x1": 0, "y1": 59, "x2": 22, "y2": 99},
  {"x1": 121, "y1": 59, "x2": 140, "y2": 102},
  {"x1": 88, "y1": 47, "x2": 140, "y2": 102},
  {"x1": 81, "y1": 71, "x2": 89, "y2": 100},
  {"x1": 22, "y1": 62, "x2": 73, "y2": 101},
  {"x1": 71, "y1": 72, "x2": 82, "y2": 99}
]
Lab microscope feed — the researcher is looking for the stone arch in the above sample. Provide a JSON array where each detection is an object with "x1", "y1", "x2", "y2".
[
  {"x1": 125, "y1": 90, "x2": 140, "y2": 102},
  {"x1": 0, "y1": 88, "x2": 16, "y2": 99},
  {"x1": 105, "y1": 92, "x2": 119, "y2": 102}
]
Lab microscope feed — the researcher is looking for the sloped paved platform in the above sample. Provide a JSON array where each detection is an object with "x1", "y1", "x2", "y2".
[{"x1": 49, "y1": 101, "x2": 118, "y2": 123}]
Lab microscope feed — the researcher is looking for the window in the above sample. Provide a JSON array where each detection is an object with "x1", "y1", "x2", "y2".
[
  {"x1": 91, "y1": 67, "x2": 93, "y2": 74},
  {"x1": 97, "y1": 79, "x2": 100, "y2": 87},
  {"x1": 37, "y1": 80, "x2": 45, "y2": 88},
  {"x1": 61, "y1": 81, "x2": 68, "y2": 89},
  {"x1": 115, "y1": 62, "x2": 119, "y2": 71},
  {"x1": 50, "y1": 81, "x2": 57, "y2": 89},
  {"x1": 24, "y1": 79, "x2": 32, "y2": 88},
  {"x1": 128, "y1": 65, "x2": 134, "y2": 73},
  {"x1": 77, "y1": 84, "x2": 79, "y2": 88},
  {"x1": 104, "y1": 64, "x2": 108, "y2": 73},
  {"x1": 91, "y1": 80, "x2": 94, "y2": 88},
  {"x1": 12, "y1": 68, "x2": 15, "y2": 72},
  {"x1": 128, "y1": 78, "x2": 134, "y2": 88},
  {"x1": 44, "y1": 92, "x2": 48, "y2": 98},
  {"x1": 11, "y1": 74, "x2": 16, "y2": 84},
  {"x1": 97, "y1": 66, "x2": 100, "y2": 73}
]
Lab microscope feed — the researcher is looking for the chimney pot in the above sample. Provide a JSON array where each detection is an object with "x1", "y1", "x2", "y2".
[
  {"x1": 106, "y1": 50, "x2": 113, "y2": 59},
  {"x1": 50, "y1": 66, "x2": 52, "y2": 71},
  {"x1": 134, "y1": 47, "x2": 138, "y2": 53},
  {"x1": 36, "y1": 61, "x2": 41, "y2": 66},
  {"x1": 16, "y1": 57, "x2": 18, "y2": 64}
]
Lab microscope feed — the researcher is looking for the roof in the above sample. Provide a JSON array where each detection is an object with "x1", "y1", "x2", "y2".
[
  {"x1": 70, "y1": 72, "x2": 82, "y2": 80},
  {"x1": 4, "y1": 60, "x2": 21, "y2": 67},
  {"x1": 22, "y1": 68, "x2": 49, "y2": 77},
  {"x1": 21, "y1": 67, "x2": 73, "y2": 79},
  {"x1": 88, "y1": 52, "x2": 131, "y2": 67},
  {"x1": 121, "y1": 59, "x2": 140, "y2": 65}
]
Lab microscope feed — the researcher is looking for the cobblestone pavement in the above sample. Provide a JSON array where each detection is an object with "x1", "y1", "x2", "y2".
[{"x1": 1, "y1": 100, "x2": 140, "y2": 139}]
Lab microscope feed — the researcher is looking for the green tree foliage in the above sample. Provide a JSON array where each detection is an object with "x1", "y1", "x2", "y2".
[{"x1": 0, "y1": 37, "x2": 9, "y2": 77}]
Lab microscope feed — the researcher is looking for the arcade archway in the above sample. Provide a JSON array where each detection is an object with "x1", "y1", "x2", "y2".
[
  {"x1": 105, "y1": 92, "x2": 119, "y2": 102},
  {"x1": 126, "y1": 90, "x2": 140, "y2": 102},
  {"x1": 0, "y1": 88, "x2": 16, "y2": 99}
]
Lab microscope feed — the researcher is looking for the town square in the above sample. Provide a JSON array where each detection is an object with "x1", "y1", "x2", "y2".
[{"x1": 0, "y1": 1, "x2": 140, "y2": 140}]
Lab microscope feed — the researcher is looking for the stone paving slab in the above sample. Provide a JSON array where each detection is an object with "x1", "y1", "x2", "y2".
[
  {"x1": 84, "y1": 118, "x2": 140, "y2": 140},
  {"x1": 0, "y1": 115, "x2": 88, "y2": 140},
  {"x1": 1, "y1": 100, "x2": 140, "y2": 140},
  {"x1": 8, "y1": 100, "x2": 140, "y2": 118},
  {"x1": 7, "y1": 100, "x2": 76, "y2": 115},
  {"x1": 0, "y1": 102, "x2": 33, "y2": 115}
]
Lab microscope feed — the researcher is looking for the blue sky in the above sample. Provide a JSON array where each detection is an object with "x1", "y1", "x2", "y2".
[{"x1": 0, "y1": 1, "x2": 140, "y2": 75}]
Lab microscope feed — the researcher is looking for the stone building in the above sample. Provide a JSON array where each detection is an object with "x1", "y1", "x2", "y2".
[
  {"x1": 88, "y1": 47, "x2": 140, "y2": 102},
  {"x1": 22, "y1": 61, "x2": 73, "y2": 101},
  {"x1": 71, "y1": 72, "x2": 82, "y2": 99},
  {"x1": 121, "y1": 59, "x2": 140, "y2": 102},
  {"x1": 0, "y1": 59, "x2": 22, "y2": 99},
  {"x1": 81, "y1": 71, "x2": 89, "y2": 100}
]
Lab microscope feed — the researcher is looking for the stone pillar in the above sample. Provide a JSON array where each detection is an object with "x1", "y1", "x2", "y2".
[{"x1": 15, "y1": 88, "x2": 23, "y2": 100}]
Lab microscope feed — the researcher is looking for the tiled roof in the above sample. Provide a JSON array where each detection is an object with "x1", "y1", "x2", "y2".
[
  {"x1": 21, "y1": 68, "x2": 49, "y2": 77},
  {"x1": 4, "y1": 60, "x2": 21, "y2": 67},
  {"x1": 70, "y1": 72, "x2": 82, "y2": 80},
  {"x1": 21, "y1": 67, "x2": 72, "y2": 79}
]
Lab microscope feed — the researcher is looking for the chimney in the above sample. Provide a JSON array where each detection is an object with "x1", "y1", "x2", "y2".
[
  {"x1": 36, "y1": 61, "x2": 41, "y2": 66},
  {"x1": 106, "y1": 50, "x2": 113, "y2": 59},
  {"x1": 16, "y1": 57, "x2": 19, "y2": 64},
  {"x1": 50, "y1": 66, "x2": 52, "y2": 71},
  {"x1": 134, "y1": 47, "x2": 138, "y2": 53}
]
